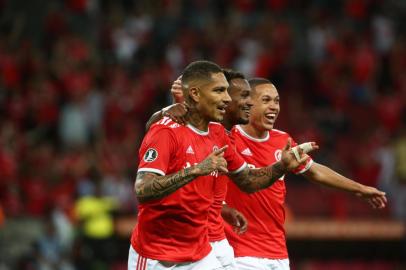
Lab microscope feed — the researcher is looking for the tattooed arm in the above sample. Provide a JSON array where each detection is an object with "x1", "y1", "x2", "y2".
[
  {"x1": 229, "y1": 139, "x2": 316, "y2": 193},
  {"x1": 135, "y1": 146, "x2": 229, "y2": 203},
  {"x1": 135, "y1": 168, "x2": 199, "y2": 203},
  {"x1": 229, "y1": 161, "x2": 287, "y2": 193}
]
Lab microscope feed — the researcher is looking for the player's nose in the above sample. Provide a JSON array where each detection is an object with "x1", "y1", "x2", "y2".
[{"x1": 223, "y1": 91, "x2": 232, "y2": 105}]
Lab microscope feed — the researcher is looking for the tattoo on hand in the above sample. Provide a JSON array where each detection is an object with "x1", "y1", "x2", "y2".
[{"x1": 195, "y1": 157, "x2": 216, "y2": 175}]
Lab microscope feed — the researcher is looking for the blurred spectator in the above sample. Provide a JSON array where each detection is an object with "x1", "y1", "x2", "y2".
[
  {"x1": 34, "y1": 215, "x2": 74, "y2": 270},
  {"x1": 74, "y1": 178, "x2": 118, "y2": 269}
]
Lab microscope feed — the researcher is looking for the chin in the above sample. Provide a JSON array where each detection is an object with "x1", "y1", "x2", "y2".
[
  {"x1": 214, "y1": 115, "x2": 224, "y2": 122},
  {"x1": 263, "y1": 123, "x2": 274, "y2": 130},
  {"x1": 238, "y1": 117, "x2": 249, "y2": 125}
]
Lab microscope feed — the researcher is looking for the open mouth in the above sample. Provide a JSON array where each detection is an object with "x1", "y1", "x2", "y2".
[
  {"x1": 265, "y1": 113, "x2": 277, "y2": 122},
  {"x1": 217, "y1": 106, "x2": 227, "y2": 114},
  {"x1": 242, "y1": 107, "x2": 250, "y2": 116}
]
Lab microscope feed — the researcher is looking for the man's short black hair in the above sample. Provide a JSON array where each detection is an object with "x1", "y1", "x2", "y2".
[
  {"x1": 222, "y1": 69, "x2": 245, "y2": 82},
  {"x1": 248, "y1": 78, "x2": 271, "y2": 89},
  {"x1": 181, "y1": 60, "x2": 223, "y2": 86}
]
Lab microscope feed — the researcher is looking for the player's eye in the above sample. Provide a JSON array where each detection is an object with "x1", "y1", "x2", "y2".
[{"x1": 241, "y1": 91, "x2": 248, "y2": 96}]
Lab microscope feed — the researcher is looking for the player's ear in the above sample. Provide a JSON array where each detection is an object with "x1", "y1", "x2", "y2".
[{"x1": 189, "y1": 87, "x2": 200, "y2": 103}]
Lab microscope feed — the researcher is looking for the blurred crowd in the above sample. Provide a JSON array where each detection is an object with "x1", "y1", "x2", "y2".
[{"x1": 0, "y1": 0, "x2": 405, "y2": 269}]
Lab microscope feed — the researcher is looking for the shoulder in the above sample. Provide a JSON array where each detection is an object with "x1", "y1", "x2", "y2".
[
  {"x1": 230, "y1": 125, "x2": 241, "y2": 136},
  {"x1": 144, "y1": 117, "x2": 186, "y2": 144},
  {"x1": 209, "y1": 121, "x2": 225, "y2": 129},
  {"x1": 269, "y1": 129, "x2": 297, "y2": 147},
  {"x1": 150, "y1": 117, "x2": 183, "y2": 131},
  {"x1": 209, "y1": 122, "x2": 227, "y2": 135},
  {"x1": 270, "y1": 128, "x2": 290, "y2": 138}
]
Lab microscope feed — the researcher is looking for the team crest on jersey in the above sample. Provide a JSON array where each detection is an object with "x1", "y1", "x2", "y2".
[
  {"x1": 274, "y1": 149, "x2": 282, "y2": 161},
  {"x1": 144, "y1": 148, "x2": 158, "y2": 162}
]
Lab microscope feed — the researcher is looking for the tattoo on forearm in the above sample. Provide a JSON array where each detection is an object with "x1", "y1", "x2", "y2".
[
  {"x1": 231, "y1": 161, "x2": 287, "y2": 193},
  {"x1": 135, "y1": 167, "x2": 196, "y2": 203}
]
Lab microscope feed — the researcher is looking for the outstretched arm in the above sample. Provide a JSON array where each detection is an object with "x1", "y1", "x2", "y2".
[
  {"x1": 303, "y1": 162, "x2": 387, "y2": 209},
  {"x1": 135, "y1": 146, "x2": 228, "y2": 203},
  {"x1": 229, "y1": 139, "x2": 318, "y2": 193}
]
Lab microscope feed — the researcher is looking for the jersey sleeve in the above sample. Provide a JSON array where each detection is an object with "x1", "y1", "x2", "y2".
[
  {"x1": 223, "y1": 131, "x2": 247, "y2": 174},
  {"x1": 290, "y1": 138, "x2": 314, "y2": 174},
  {"x1": 138, "y1": 128, "x2": 177, "y2": 176}
]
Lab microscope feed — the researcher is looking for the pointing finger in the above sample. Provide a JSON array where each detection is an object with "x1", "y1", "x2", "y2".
[{"x1": 214, "y1": 145, "x2": 228, "y2": 155}]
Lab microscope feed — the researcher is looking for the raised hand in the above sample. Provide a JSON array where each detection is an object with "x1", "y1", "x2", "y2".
[
  {"x1": 281, "y1": 138, "x2": 319, "y2": 171},
  {"x1": 356, "y1": 185, "x2": 387, "y2": 209},
  {"x1": 171, "y1": 76, "x2": 184, "y2": 103},
  {"x1": 194, "y1": 146, "x2": 229, "y2": 176},
  {"x1": 162, "y1": 103, "x2": 188, "y2": 125}
]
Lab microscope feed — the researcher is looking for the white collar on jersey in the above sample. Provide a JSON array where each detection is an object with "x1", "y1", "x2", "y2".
[
  {"x1": 236, "y1": 125, "x2": 270, "y2": 142},
  {"x1": 186, "y1": 123, "x2": 209, "y2": 136}
]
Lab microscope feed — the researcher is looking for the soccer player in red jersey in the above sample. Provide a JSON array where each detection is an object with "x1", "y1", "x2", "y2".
[
  {"x1": 208, "y1": 69, "x2": 253, "y2": 270},
  {"x1": 224, "y1": 78, "x2": 388, "y2": 270},
  {"x1": 128, "y1": 62, "x2": 311, "y2": 270},
  {"x1": 146, "y1": 69, "x2": 253, "y2": 269}
]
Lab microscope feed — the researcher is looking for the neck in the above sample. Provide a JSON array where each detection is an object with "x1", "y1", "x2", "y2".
[
  {"x1": 186, "y1": 107, "x2": 210, "y2": 131},
  {"x1": 241, "y1": 124, "x2": 268, "y2": 139},
  {"x1": 222, "y1": 117, "x2": 234, "y2": 132}
]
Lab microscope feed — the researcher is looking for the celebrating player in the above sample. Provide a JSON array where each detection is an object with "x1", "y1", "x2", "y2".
[
  {"x1": 128, "y1": 61, "x2": 313, "y2": 270},
  {"x1": 224, "y1": 78, "x2": 387, "y2": 270},
  {"x1": 146, "y1": 69, "x2": 252, "y2": 269}
]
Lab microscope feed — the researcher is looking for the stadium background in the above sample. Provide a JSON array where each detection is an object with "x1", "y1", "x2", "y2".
[{"x1": 0, "y1": 0, "x2": 405, "y2": 269}]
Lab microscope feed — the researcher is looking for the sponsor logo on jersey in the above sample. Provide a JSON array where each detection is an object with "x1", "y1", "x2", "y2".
[
  {"x1": 144, "y1": 148, "x2": 158, "y2": 162},
  {"x1": 241, "y1": 148, "x2": 253, "y2": 156},
  {"x1": 186, "y1": 145, "x2": 195, "y2": 154}
]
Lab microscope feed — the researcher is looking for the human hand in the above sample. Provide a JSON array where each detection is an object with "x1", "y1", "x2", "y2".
[
  {"x1": 281, "y1": 139, "x2": 319, "y2": 171},
  {"x1": 356, "y1": 186, "x2": 387, "y2": 209},
  {"x1": 221, "y1": 204, "x2": 248, "y2": 234},
  {"x1": 171, "y1": 76, "x2": 184, "y2": 103},
  {"x1": 193, "y1": 146, "x2": 229, "y2": 176},
  {"x1": 162, "y1": 103, "x2": 188, "y2": 125}
]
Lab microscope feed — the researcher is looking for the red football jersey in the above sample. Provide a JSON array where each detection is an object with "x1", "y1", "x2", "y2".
[
  {"x1": 131, "y1": 118, "x2": 246, "y2": 262},
  {"x1": 208, "y1": 176, "x2": 229, "y2": 242},
  {"x1": 207, "y1": 132, "x2": 235, "y2": 242},
  {"x1": 225, "y1": 125, "x2": 313, "y2": 259}
]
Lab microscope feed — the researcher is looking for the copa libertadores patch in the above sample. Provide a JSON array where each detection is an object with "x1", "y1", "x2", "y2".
[{"x1": 144, "y1": 148, "x2": 158, "y2": 162}]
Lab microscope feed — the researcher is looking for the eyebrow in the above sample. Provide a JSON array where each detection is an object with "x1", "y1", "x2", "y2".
[{"x1": 213, "y1": 86, "x2": 228, "y2": 91}]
